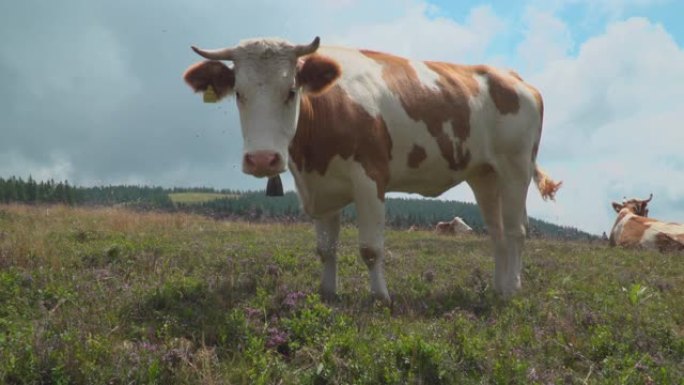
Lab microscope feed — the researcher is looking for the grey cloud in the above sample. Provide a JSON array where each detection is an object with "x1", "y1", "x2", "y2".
[{"x1": 0, "y1": 0, "x2": 414, "y2": 189}]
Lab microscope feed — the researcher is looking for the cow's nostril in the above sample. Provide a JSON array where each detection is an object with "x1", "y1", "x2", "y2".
[
  {"x1": 244, "y1": 154, "x2": 256, "y2": 166},
  {"x1": 269, "y1": 154, "x2": 280, "y2": 167}
]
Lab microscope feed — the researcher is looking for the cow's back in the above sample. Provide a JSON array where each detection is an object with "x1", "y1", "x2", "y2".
[{"x1": 295, "y1": 46, "x2": 544, "y2": 201}]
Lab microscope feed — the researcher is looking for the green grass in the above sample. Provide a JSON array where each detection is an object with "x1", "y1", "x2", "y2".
[
  {"x1": 0, "y1": 204, "x2": 682, "y2": 384},
  {"x1": 168, "y1": 192, "x2": 237, "y2": 204}
]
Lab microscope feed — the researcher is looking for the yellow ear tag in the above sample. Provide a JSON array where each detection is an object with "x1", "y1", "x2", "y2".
[{"x1": 203, "y1": 86, "x2": 218, "y2": 103}]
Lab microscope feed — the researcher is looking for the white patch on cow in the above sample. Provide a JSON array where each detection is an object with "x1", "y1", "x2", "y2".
[
  {"x1": 649, "y1": 221, "x2": 684, "y2": 235},
  {"x1": 410, "y1": 61, "x2": 441, "y2": 92},
  {"x1": 317, "y1": 46, "x2": 386, "y2": 117},
  {"x1": 289, "y1": 155, "x2": 355, "y2": 218},
  {"x1": 640, "y1": 228, "x2": 660, "y2": 249},
  {"x1": 610, "y1": 211, "x2": 633, "y2": 243},
  {"x1": 452, "y1": 217, "x2": 473, "y2": 232}
]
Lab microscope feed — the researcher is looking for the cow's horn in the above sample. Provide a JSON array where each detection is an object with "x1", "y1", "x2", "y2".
[
  {"x1": 644, "y1": 193, "x2": 653, "y2": 203},
  {"x1": 191, "y1": 46, "x2": 235, "y2": 61},
  {"x1": 294, "y1": 36, "x2": 320, "y2": 57}
]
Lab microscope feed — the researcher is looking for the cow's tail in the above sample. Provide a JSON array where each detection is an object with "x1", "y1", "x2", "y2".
[{"x1": 533, "y1": 165, "x2": 562, "y2": 201}]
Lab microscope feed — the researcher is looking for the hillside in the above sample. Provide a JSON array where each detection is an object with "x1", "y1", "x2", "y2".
[
  {"x1": 0, "y1": 205, "x2": 681, "y2": 384},
  {"x1": 0, "y1": 176, "x2": 593, "y2": 240}
]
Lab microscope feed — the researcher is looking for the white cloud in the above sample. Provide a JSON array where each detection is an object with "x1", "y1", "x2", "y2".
[
  {"x1": 330, "y1": 4, "x2": 505, "y2": 63},
  {"x1": 517, "y1": 8, "x2": 574, "y2": 72},
  {"x1": 528, "y1": 17, "x2": 684, "y2": 233},
  {"x1": 530, "y1": 0, "x2": 671, "y2": 18},
  {"x1": 0, "y1": 152, "x2": 75, "y2": 183}
]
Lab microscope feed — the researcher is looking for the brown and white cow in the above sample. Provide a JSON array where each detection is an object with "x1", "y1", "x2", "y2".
[
  {"x1": 610, "y1": 194, "x2": 684, "y2": 253},
  {"x1": 435, "y1": 217, "x2": 473, "y2": 235},
  {"x1": 183, "y1": 37, "x2": 561, "y2": 302}
]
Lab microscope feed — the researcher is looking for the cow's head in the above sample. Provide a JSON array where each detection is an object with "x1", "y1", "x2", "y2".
[
  {"x1": 612, "y1": 193, "x2": 653, "y2": 217},
  {"x1": 183, "y1": 37, "x2": 341, "y2": 177}
]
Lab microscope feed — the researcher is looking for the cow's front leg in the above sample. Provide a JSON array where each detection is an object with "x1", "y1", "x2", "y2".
[
  {"x1": 315, "y1": 212, "x2": 341, "y2": 301},
  {"x1": 354, "y1": 182, "x2": 390, "y2": 304}
]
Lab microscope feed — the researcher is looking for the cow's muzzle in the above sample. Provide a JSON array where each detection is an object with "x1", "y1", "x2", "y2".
[{"x1": 243, "y1": 151, "x2": 285, "y2": 178}]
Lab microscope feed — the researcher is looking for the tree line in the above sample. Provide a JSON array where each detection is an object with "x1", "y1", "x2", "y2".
[
  {"x1": 0, "y1": 176, "x2": 76, "y2": 204},
  {"x1": 184, "y1": 191, "x2": 592, "y2": 240},
  {"x1": 0, "y1": 176, "x2": 594, "y2": 240}
]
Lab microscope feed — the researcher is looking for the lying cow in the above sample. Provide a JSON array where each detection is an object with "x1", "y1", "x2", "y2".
[
  {"x1": 183, "y1": 36, "x2": 561, "y2": 302},
  {"x1": 610, "y1": 194, "x2": 684, "y2": 252},
  {"x1": 435, "y1": 217, "x2": 473, "y2": 235}
]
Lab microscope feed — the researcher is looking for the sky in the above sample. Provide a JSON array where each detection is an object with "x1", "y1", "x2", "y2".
[{"x1": 1, "y1": 0, "x2": 683, "y2": 234}]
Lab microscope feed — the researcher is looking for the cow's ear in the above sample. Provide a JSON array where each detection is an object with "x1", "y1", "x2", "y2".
[
  {"x1": 183, "y1": 61, "x2": 235, "y2": 100},
  {"x1": 612, "y1": 202, "x2": 623, "y2": 213},
  {"x1": 296, "y1": 55, "x2": 341, "y2": 95}
]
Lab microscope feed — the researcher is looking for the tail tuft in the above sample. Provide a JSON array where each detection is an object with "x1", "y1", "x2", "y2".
[{"x1": 534, "y1": 166, "x2": 562, "y2": 201}]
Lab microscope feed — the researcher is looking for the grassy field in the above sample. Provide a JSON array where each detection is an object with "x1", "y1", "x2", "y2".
[
  {"x1": 168, "y1": 192, "x2": 237, "y2": 204},
  {"x1": 0, "y1": 204, "x2": 682, "y2": 384}
]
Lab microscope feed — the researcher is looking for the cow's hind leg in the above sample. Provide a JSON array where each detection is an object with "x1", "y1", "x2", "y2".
[
  {"x1": 353, "y1": 181, "x2": 390, "y2": 304},
  {"x1": 467, "y1": 165, "x2": 506, "y2": 293},
  {"x1": 497, "y1": 157, "x2": 532, "y2": 296},
  {"x1": 315, "y1": 212, "x2": 341, "y2": 301}
]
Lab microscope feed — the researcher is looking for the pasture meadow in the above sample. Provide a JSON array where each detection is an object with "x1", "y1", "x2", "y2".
[{"x1": 0, "y1": 204, "x2": 682, "y2": 384}]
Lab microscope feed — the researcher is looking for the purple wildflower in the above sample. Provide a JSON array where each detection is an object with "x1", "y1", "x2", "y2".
[
  {"x1": 265, "y1": 327, "x2": 289, "y2": 348},
  {"x1": 244, "y1": 307, "x2": 262, "y2": 319},
  {"x1": 282, "y1": 291, "x2": 307, "y2": 308}
]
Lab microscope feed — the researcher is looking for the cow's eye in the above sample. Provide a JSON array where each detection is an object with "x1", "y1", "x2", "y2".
[{"x1": 286, "y1": 89, "x2": 297, "y2": 103}]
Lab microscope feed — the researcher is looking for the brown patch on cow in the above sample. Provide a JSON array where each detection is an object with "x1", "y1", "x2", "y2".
[
  {"x1": 361, "y1": 50, "x2": 477, "y2": 171},
  {"x1": 435, "y1": 222, "x2": 455, "y2": 235},
  {"x1": 183, "y1": 61, "x2": 235, "y2": 100},
  {"x1": 407, "y1": 144, "x2": 427, "y2": 168},
  {"x1": 476, "y1": 66, "x2": 520, "y2": 115},
  {"x1": 654, "y1": 232, "x2": 684, "y2": 253},
  {"x1": 630, "y1": 215, "x2": 658, "y2": 225},
  {"x1": 296, "y1": 54, "x2": 342, "y2": 95},
  {"x1": 616, "y1": 219, "x2": 649, "y2": 247},
  {"x1": 360, "y1": 246, "x2": 379, "y2": 268},
  {"x1": 290, "y1": 86, "x2": 392, "y2": 200},
  {"x1": 508, "y1": 70, "x2": 522, "y2": 80}
]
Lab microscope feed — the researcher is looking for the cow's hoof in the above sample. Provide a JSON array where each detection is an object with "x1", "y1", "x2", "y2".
[
  {"x1": 494, "y1": 285, "x2": 520, "y2": 299},
  {"x1": 373, "y1": 292, "x2": 392, "y2": 308},
  {"x1": 320, "y1": 289, "x2": 339, "y2": 303}
]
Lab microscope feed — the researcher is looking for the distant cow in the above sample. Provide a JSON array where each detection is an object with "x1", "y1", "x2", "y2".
[
  {"x1": 435, "y1": 217, "x2": 473, "y2": 235},
  {"x1": 610, "y1": 194, "x2": 684, "y2": 253},
  {"x1": 408, "y1": 225, "x2": 419, "y2": 232},
  {"x1": 184, "y1": 36, "x2": 560, "y2": 302}
]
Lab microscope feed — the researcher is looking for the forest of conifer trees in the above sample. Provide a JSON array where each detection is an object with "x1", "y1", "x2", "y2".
[{"x1": 0, "y1": 176, "x2": 594, "y2": 240}]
